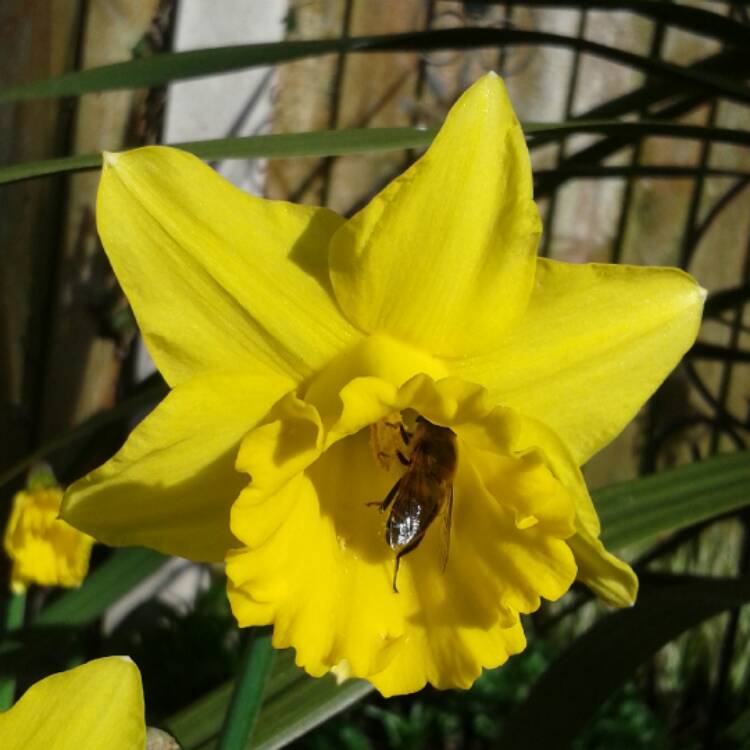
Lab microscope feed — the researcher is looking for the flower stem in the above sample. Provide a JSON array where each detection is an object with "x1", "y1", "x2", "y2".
[
  {"x1": 216, "y1": 629, "x2": 275, "y2": 750},
  {"x1": 0, "y1": 590, "x2": 26, "y2": 709}
]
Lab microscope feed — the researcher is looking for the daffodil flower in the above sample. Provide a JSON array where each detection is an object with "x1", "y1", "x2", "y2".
[
  {"x1": 0, "y1": 657, "x2": 145, "y2": 749},
  {"x1": 4, "y1": 470, "x2": 94, "y2": 593},
  {"x1": 62, "y1": 74, "x2": 704, "y2": 696}
]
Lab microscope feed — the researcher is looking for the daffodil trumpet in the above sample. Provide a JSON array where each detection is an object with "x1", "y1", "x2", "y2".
[{"x1": 62, "y1": 73, "x2": 704, "y2": 696}]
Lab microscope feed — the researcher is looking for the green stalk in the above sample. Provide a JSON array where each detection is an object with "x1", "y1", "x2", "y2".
[
  {"x1": 0, "y1": 591, "x2": 26, "y2": 709},
  {"x1": 217, "y1": 630, "x2": 275, "y2": 750}
]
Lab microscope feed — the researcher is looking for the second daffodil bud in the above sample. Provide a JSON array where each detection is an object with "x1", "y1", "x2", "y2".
[{"x1": 4, "y1": 464, "x2": 94, "y2": 593}]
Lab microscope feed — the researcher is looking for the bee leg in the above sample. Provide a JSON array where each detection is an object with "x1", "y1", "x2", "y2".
[
  {"x1": 392, "y1": 539, "x2": 421, "y2": 593},
  {"x1": 366, "y1": 477, "x2": 402, "y2": 512},
  {"x1": 396, "y1": 450, "x2": 410, "y2": 466},
  {"x1": 440, "y1": 485, "x2": 454, "y2": 574},
  {"x1": 392, "y1": 556, "x2": 401, "y2": 593},
  {"x1": 399, "y1": 423, "x2": 412, "y2": 445}
]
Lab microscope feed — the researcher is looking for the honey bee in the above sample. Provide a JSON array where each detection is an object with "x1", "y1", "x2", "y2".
[{"x1": 369, "y1": 416, "x2": 457, "y2": 593}]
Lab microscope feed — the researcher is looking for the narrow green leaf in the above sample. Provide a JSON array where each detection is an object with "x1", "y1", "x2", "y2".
[
  {"x1": 165, "y1": 648, "x2": 372, "y2": 750},
  {"x1": 0, "y1": 592, "x2": 26, "y2": 709},
  {"x1": 0, "y1": 129, "x2": 436, "y2": 186},
  {"x1": 216, "y1": 631, "x2": 274, "y2": 750},
  {"x1": 252, "y1": 675, "x2": 372, "y2": 750},
  {"x1": 1, "y1": 29, "x2": 748, "y2": 106},
  {"x1": 501, "y1": 573, "x2": 750, "y2": 747},
  {"x1": 595, "y1": 451, "x2": 750, "y2": 551},
  {"x1": 3, "y1": 121, "x2": 750, "y2": 187},
  {"x1": 164, "y1": 649, "x2": 300, "y2": 749},
  {"x1": 35, "y1": 547, "x2": 165, "y2": 627}
]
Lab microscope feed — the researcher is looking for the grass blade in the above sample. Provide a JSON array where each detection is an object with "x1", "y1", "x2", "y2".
[
  {"x1": 253, "y1": 675, "x2": 372, "y2": 750},
  {"x1": 216, "y1": 631, "x2": 274, "y2": 750},
  {"x1": 1, "y1": 29, "x2": 749, "y2": 107},
  {"x1": 165, "y1": 648, "x2": 372, "y2": 750},
  {"x1": 36, "y1": 547, "x2": 166, "y2": 627},
  {"x1": 3, "y1": 121, "x2": 750, "y2": 187},
  {"x1": 0, "y1": 592, "x2": 26, "y2": 708}
]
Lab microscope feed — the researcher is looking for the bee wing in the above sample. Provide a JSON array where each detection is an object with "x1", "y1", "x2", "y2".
[{"x1": 439, "y1": 483, "x2": 453, "y2": 574}]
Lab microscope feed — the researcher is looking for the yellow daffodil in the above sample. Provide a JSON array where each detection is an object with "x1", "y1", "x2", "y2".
[
  {"x1": 61, "y1": 73, "x2": 704, "y2": 696},
  {"x1": 0, "y1": 657, "x2": 145, "y2": 749},
  {"x1": 4, "y1": 469, "x2": 94, "y2": 593}
]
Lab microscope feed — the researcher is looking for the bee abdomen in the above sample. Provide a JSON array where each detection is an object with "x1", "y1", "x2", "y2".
[{"x1": 386, "y1": 501, "x2": 435, "y2": 550}]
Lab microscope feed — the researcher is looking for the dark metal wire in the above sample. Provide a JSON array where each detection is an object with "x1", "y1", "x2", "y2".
[
  {"x1": 320, "y1": 0, "x2": 354, "y2": 207},
  {"x1": 538, "y1": 7, "x2": 588, "y2": 259}
]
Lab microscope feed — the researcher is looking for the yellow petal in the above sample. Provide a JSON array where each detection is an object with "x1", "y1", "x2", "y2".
[
  {"x1": 568, "y1": 526, "x2": 639, "y2": 607},
  {"x1": 0, "y1": 657, "x2": 145, "y2": 750},
  {"x1": 227, "y1": 371, "x2": 578, "y2": 695},
  {"x1": 3, "y1": 487, "x2": 94, "y2": 593},
  {"x1": 452, "y1": 259, "x2": 704, "y2": 464},
  {"x1": 511, "y1": 415, "x2": 638, "y2": 606},
  {"x1": 233, "y1": 334, "x2": 448, "y2": 497},
  {"x1": 514, "y1": 413, "x2": 601, "y2": 538},
  {"x1": 302, "y1": 333, "x2": 447, "y2": 421},
  {"x1": 468, "y1": 449, "x2": 577, "y2": 538},
  {"x1": 369, "y1": 620, "x2": 527, "y2": 697},
  {"x1": 63, "y1": 371, "x2": 292, "y2": 562},
  {"x1": 98, "y1": 146, "x2": 358, "y2": 386},
  {"x1": 228, "y1": 435, "x2": 407, "y2": 680},
  {"x1": 329, "y1": 73, "x2": 540, "y2": 357}
]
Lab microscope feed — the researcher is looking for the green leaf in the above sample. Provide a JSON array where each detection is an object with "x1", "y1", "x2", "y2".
[
  {"x1": 0, "y1": 592, "x2": 26, "y2": 709},
  {"x1": 164, "y1": 648, "x2": 372, "y2": 750},
  {"x1": 35, "y1": 547, "x2": 166, "y2": 627},
  {"x1": 1, "y1": 29, "x2": 748, "y2": 106},
  {"x1": 216, "y1": 631, "x2": 274, "y2": 750},
  {"x1": 0, "y1": 128, "x2": 437, "y2": 186},
  {"x1": 3, "y1": 121, "x2": 750, "y2": 186},
  {"x1": 594, "y1": 451, "x2": 750, "y2": 551},
  {"x1": 164, "y1": 649, "x2": 297, "y2": 749},
  {"x1": 252, "y1": 674, "x2": 372, "y2": 750},
  {"x1": 500, "y1": 573, "x2": 750, "y2": 747}
]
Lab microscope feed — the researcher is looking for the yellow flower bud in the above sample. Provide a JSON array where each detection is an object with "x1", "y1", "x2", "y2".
[{"x1": 4, "y1": 482, "x2": 94, "y2": 593}]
